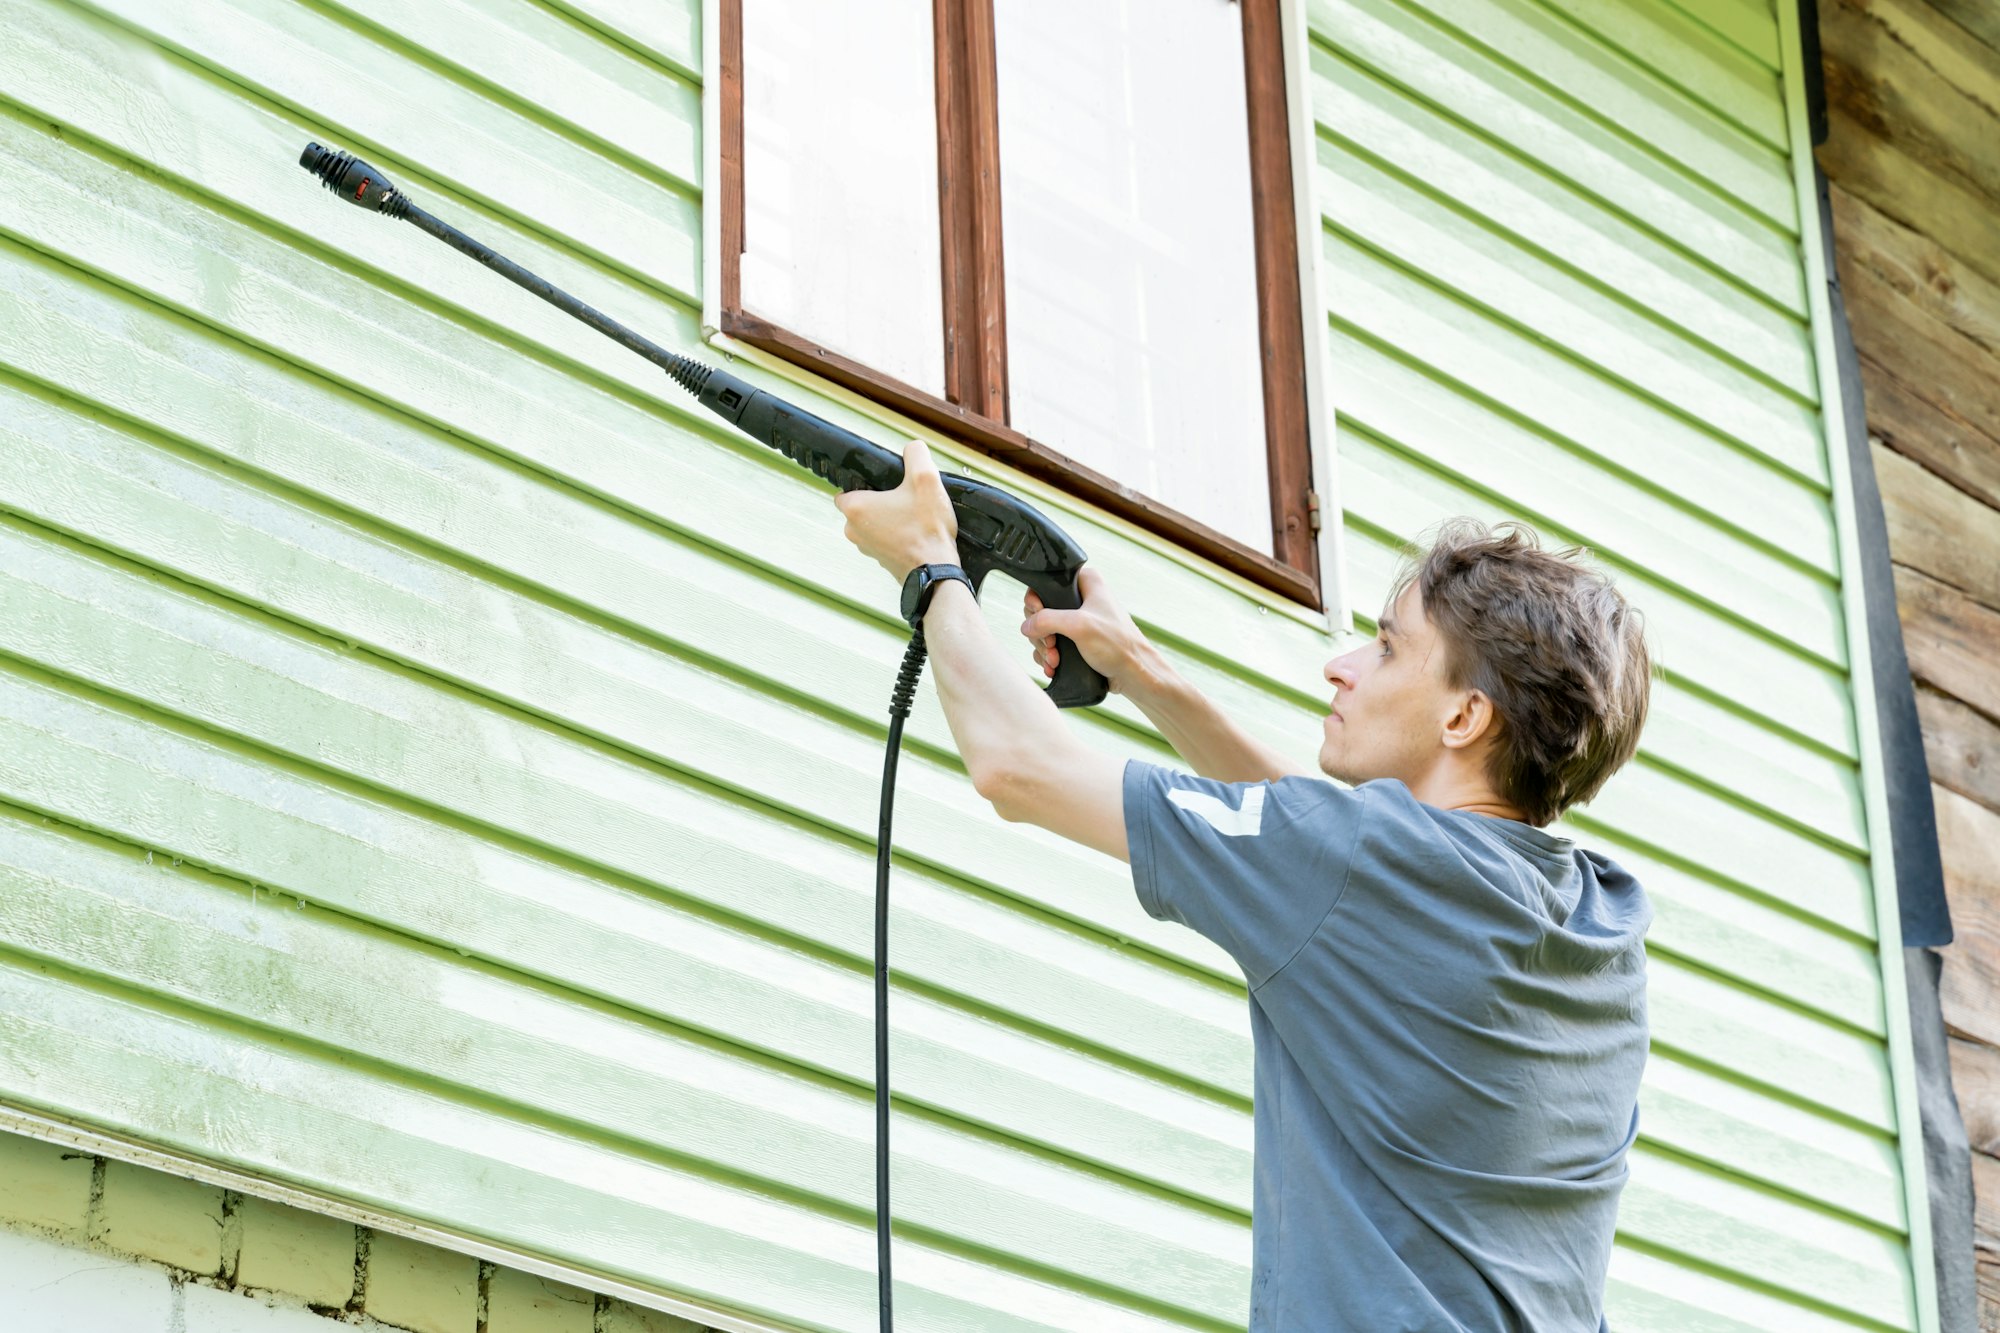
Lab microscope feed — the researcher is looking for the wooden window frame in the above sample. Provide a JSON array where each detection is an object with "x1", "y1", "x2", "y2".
[{"x1": 719, "y1": 0, "x2": 1320, "y2": 607}]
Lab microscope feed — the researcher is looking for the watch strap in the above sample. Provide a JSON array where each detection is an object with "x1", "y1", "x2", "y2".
[{"x1": 903, "y1": 562, "x2": 972, "y2": 626}]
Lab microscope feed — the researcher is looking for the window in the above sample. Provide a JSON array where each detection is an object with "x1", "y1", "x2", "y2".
[{"x1": 721, "y1": 0, "x2": 1319, "y2": 605}]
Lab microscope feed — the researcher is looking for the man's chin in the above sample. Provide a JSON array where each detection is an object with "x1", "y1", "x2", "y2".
[{"x1": 1317, "y1": 749, "x2": 1368, "y2": 787}]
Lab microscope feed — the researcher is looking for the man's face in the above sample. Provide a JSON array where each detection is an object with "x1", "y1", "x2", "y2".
[{"x1": 1318, "y1": 583, "x2": 1459, "y2": 787}]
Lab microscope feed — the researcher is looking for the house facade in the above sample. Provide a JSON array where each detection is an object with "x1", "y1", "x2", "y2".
[{"x1": 0, "y1": 0, "x2": 1953, "y2": 1330}]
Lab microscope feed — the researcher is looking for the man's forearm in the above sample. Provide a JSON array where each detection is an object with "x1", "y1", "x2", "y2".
[
  {"x1": 1123, "y1": 644, "x2": 1315, "y2": 783},
  {"x1": 913, "y1": 578, "x2": 1309, "y2": 790},
  {"x1": 916, "y1": 579, "x2": 1069, "y2": 792}
]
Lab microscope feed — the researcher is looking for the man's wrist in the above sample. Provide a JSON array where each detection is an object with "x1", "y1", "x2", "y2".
[
  {"x1": 901, "y1": 559, "x2": 974, "y2": 628},
  {"x1": 1121, "y1": 640, "x2": 1178, "y2": 707},
  {"x1": 902, "y1": 546, "x2": 961, "y2": 580}
]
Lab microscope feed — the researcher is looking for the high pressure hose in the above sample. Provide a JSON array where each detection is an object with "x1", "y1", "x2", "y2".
[{"x1": 875, "y1": 628, "x2": 927, "y2": 1329}]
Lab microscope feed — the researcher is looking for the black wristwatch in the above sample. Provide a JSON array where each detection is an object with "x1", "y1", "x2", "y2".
[{"x1": 899, "y1": 562, "x2": 973, "y2": 627}]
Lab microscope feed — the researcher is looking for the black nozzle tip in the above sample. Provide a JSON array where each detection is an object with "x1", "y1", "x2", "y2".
[{"x1": 298, "y1": 141, "x2": 407, "y2": 218}]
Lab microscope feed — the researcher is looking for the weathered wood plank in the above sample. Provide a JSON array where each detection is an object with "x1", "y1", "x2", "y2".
[
  {"x1": 1975, "y1": 1149, "x2": 2000, "y2": 1294},
  {"x1": 1923, "y1": 0, "x2": 2000, "y2": 59},
  {"x1": 1842, "y1": 244, "x2": 2000, "y2": 452},
  {"x1": 1897, "y1": 564, "x2": 2000, "y2": 720},
  {"x1": 1875, "y1": 442, "x2": 2000, "y2": 612},
  {"x1": 1826, "y1": 169, "x2": 2000, "y2": 518},
  {"x1": 1920, "y1": 683, "x2": 2000, "y2": 815},
  {"x1": 1952, "y1": 1036, "x2": 2000, "y2": 1157},
  {"x1": 1842, "y1": 0, "x2": 2000, "y2": 146},
  {"x1": 1938, "y1": 784, "x2": 2000, "y2": 1045},
  {"x1": 1832, "y1": 185, "x2": 2000, "y2": 359},
  {"x1": 1936, "y1": 776, "x2": 2000, "y2": 892},
  {"x1": 1972, "y1": 1145, "x2": 2000, "y2": 1331},
  {"x1": 1821, "y1": 0, "x2": 2000, "y2": 207},
  {"x1": 1859, "y1": 352, "x2": 2000, "y2": 514},
  {"x1": 1819, "y1": 105, "x2": 2000, "y2": 291},
  {"x1": 1979, "y1": 1260, "x2": 2000, "y2": 1332}
]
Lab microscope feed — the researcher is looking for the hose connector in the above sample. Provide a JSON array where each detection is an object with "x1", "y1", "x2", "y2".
[
  {"x1": 299, "y1": 142, "x2": 409, "y2": 219},
  {"x1": 889, "y1": 629, "x2": 927, "y2": 722},
  {"x1": 664, "y1": 355, "x2": 713, "y2": 397}
]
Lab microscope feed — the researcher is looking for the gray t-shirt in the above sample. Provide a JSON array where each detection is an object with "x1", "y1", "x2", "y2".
[{"x1": 1124, "y1": 761, "x2": 1650, "y2": 1332}]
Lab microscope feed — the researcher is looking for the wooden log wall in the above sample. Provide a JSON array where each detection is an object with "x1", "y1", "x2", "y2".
[{"x1": 1816, "y1": 0, "x2": 2000, "y2": 1318}]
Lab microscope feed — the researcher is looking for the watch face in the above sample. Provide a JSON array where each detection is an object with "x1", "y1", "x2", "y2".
[{"x1": 900, "y1": 567, "x2": 925, "y2": 624}]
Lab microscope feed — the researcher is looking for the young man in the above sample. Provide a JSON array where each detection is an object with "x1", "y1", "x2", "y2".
[{"x1": 837, "y1": 440, "x2": 1654, "y2": 1332}]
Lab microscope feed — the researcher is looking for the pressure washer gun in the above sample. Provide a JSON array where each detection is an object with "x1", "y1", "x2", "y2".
[{"x1": 298, "y1": 143, "x2": 1109, "y2": 710}]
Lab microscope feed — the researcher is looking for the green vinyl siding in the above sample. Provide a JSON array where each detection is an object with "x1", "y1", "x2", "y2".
[
  {"x1": 0, "y1": 1, "x2": 1931, "y2": 1332},
  {"x1": 0, "y1": 0, "x2": 1303, "y2": 1328}
]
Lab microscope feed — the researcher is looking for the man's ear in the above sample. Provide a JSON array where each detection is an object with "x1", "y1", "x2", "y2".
[{"x1": 1440, "y1": 689, "x2": 1501, "y2": 751}]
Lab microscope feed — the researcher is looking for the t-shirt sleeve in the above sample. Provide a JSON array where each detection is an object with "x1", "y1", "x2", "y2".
[{"x1": 1123, "y1": 759, "x2": 1367, "y2": 989}]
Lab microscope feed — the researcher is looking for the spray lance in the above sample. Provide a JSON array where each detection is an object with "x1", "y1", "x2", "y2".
[{"x1": 299, "y1": 143, "x2": 1108, "y2": 1329}]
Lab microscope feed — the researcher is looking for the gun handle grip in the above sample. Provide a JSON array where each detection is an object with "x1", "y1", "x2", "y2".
[
  {"x1": 1045, "y1": 632, "x2": 1109, "y2": 709},
  {"x1": 1004, "y1": 568, "x2": 1110, "y2": 710}
]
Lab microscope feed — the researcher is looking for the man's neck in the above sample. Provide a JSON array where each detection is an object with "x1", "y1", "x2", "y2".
[{"x1": 1404, "y1": 765, "x2": 1531, "y2": 824}]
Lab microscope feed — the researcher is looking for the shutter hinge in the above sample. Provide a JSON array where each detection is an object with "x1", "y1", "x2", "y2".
[{"x1": 1305, "y1": 488, "x2": 1322, "y2": 535}]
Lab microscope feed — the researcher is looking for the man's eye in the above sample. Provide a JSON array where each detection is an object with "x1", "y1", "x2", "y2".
[{"x1": 1377, "y1": 638, "x2": 1391, "y2": 655}]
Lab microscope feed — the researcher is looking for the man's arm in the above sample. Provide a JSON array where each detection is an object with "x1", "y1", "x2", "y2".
[
  {"x1": 830, "y1": 437, "x2": 1305, "y2": 854},
  {"x1": 917, "y1": 580, "x2": 1130, "y2": 860},
  {"x1": 833, "y1": 441, "x2": 1128, "y2": 859},
  {"x1": 1119, "y1": 644, "x2": 1317, "y2": 784},
  {"x1": 929, "y1": 572, "x2": 1314, "y2": 851},
  {"x1": 1022, "y1": 571, "x2": 1315, "y2": 784}
]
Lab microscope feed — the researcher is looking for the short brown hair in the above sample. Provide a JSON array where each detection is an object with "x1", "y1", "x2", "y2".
[{"x1": 1391, "y1": 518, "x2": 1652, "y2": 826}]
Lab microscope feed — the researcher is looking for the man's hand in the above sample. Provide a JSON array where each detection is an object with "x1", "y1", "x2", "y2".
[
  {"x1": 1020, "y1": 567, "x2": 1153, "y2": 697},
  {"x1": 833, "y1": 438, "x2": 960, "y2": 581}
]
